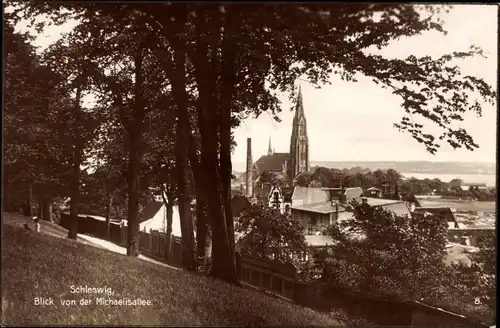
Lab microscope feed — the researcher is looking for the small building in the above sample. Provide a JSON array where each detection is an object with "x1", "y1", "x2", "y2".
[
  {"x1": 366, "y1": 187, "x2": 382, "y2": 198},
  {"x1": 400, "y1": 193, "x2": 421, "y2": 212},
  {"x1": 412, "y1": 207, "x2": 458, "y2": 229},
  {"x1": 291, "y1": 186, "x2": 330, "y2": 207},
  {"x1": 460, "y1": 182, "x2": 488, "y2": 191},
  {"x1": 122, "y1": 201, "x2": 185, "y2": 237},
  {"x1": 291, "y1": 196, "x2": 412, "y2": 243}
]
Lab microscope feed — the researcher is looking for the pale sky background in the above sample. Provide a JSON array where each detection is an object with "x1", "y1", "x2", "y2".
[{"x1": 13, "y1": 4, "x2": 498, "y2": 172}]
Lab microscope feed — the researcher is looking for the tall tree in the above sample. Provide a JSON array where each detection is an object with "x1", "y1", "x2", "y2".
[
  {"x1": 43, "y1": 36, "x2": 101, "y2": 239},
  {"x1": 15, "y1": 2, "x2": 496, "y2": 283}
]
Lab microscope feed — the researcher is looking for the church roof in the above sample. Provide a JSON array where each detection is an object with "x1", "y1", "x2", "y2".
[{"x1": 254, "y1": 153, "x2": 290, "y2": 173}]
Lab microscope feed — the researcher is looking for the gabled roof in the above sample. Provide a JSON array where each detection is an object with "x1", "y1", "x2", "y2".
[
  {"x1": 413, "y1": 207, "x2": 456, "y2": 223},
  {"x1": 344, "y1": 187, "x2": 363, "y2": 202},
  {"x1": 254, "y1": 153, "x2": 290, "y2": 173},
  {"x1": 292, "y1": 187, "x2": 330, "y2": 204},
  {"x1": 366, "y1": 187, "x2": 381, "y2": 191},
  {"x1": 292, "y1": 201, "x2": 350, "y2": 214},
  {"x1": 137, "y1": 201, "x2": 164, "y2": 224},
  {"x1": 321, "y1": 187, "x2": 363, "y2": 202}
]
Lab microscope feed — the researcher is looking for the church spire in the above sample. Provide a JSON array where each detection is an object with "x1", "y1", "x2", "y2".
[
  {"x1": 289, "y1": 83, "x2": 309, "y2": 181},
  {"x1": 268, "y1": 136, "x2": 273, "y2": 155},
  {"x1": 295, "y1": 85, "x2": 305, "y2": 119}
]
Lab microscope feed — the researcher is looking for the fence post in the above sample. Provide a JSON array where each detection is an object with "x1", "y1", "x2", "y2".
[
  {"x1": 169, "y1": 235, "x2": 174, "y2": 262},
  {"x1": 157, "y1": 233, "x2": 161, "y2": 255},
  {"x1": 149, "y1": 229, "x2": 153, "y2": 253},
  {"x1": 180, "y1": 238, "x2": 183, "y2": 264}
]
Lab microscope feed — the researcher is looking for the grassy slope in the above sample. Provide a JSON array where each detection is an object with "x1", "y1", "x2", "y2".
[{"x1": 1, "y1": 221, "x2": 341, "y2": 326}]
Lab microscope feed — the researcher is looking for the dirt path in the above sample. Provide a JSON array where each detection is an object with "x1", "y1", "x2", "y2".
[{"x1": 78, "y1": 234, "x2": 181, "y2": 270}]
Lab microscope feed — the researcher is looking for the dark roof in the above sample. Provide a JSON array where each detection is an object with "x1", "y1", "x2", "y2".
[
  {"x1": 413, "y1": 207, "x2": 456, "y2": 222},
  {"x1": 254, "y1": 153, "x2": 290, "y2": 173},
  {"x1": 414, "y1": 207, "x2": 453, "y2": 214},
  {"x1": 400, "y1": 193, "x2": 421, "y2": 206},
  {"x1": 137, "y1": 201, "x2": 164, "y2": 224},
  {"x1": 321, "y1": 187, "x2": 363, "y2": 202}
]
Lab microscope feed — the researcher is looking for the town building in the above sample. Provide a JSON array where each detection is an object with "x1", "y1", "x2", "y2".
[
  {"x1": 245, "y1": 86, "x2": 310, "y2": 202},
  {"x1": 289, "y1": 187, "x2": 409, "y2": 247}
]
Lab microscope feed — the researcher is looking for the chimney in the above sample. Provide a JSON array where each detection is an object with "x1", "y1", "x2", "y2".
[
  {"x1": 361, "y1": 197, "x2": 368, "y2": 204},
  {"x1": 246, "y1": 138, "x2": 253, "y2": 198},
  {"x1": 283, "y1": 159, "x2": 288, "y2": 175}
]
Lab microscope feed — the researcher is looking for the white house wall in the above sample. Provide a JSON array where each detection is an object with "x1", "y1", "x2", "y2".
[{"x1": 139, "y1": 205, "x2": 183, "y2": 237}]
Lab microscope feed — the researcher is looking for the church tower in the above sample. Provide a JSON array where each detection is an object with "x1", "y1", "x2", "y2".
[{"x1": 289, "y1": 86, "x2": 309, "y2": 180}]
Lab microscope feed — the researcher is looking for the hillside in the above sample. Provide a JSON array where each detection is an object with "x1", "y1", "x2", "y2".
[{"x1": 1, "y1": 217, "x2": 341, "y2": 326}]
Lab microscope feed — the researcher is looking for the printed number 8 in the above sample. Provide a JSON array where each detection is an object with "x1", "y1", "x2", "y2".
[{"x1": 474, "y1": 298, "x2": 481, "y2": 305}]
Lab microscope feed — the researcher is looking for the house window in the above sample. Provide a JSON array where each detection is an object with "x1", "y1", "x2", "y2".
[
  {"x1": 310, "y1": 214, "x2": 317, "y2": 226},
  {"x1": 307, "y1": 227, "x2": 313, "y2": 235}
]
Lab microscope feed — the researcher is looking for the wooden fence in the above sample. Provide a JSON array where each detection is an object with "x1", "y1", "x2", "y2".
[
  {"x1": 237, "y1": 251, "x2": 490, "y2": 327},
  {"x1": 120, "y1": 226, "x2": 183, "y2": 265},
  {"x1": 59, "y1": 213, "x2": 184, "y2": 266},
  {"x1": 236, "y1": 250, "x2": 297, "y2": 301}
]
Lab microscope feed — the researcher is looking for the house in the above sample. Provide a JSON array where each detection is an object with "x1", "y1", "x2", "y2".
[
  {"x1": 460, "y1": 182, "x2": 488, "y2": 191},
  {"x1": 291, "y1": 186, "x2": 330, "y2": 207},
  {"x1": 412, "y1": 207, "x2": 458, "y2": 229},
  {"x1": 122, "y1": 201, "x2": 185, "y2": 237},
  {"x1": 322, "y1": 187, "x2": 364, "y2": 203},
  {"x1": 400, "y1": 193, "x2": 421, "y2": 212},
  {"x1": 450, "y1": 180, "x2": 487, "y2": 191},
  {"x1": 291, "y1": 194, "x2": 412, "y2": 247},
  {"x1": 366, "y1": 187, "x2": 382, "y2": 198}
]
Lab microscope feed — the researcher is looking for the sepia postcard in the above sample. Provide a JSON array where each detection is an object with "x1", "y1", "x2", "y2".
[{"x1": 2, "y1": 2, "x2": 497, "y2": 327}]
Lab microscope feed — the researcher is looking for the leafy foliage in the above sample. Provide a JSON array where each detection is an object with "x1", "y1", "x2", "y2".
[
  {"x1": 236, "y1": 203, "x2": 307, "y2": 266},
  {"x1": 8, "y1": 2, "x2": 496, "y2": 283},
  {"x1": 322, "y1": 201, "x2": 448, "y2": 298},
  {"x1": 258, "y1": 171, "x2": 285, "y2": 187}
]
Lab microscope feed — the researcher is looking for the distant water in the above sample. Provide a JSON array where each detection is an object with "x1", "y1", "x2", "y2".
[{"x1": 401, "y1": 172, "x2": 496, "y2": 187}]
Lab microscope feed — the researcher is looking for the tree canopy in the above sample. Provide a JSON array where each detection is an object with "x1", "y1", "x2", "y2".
[{"x1": 5, "y1": 2, "x2": 496, "y2": 283}]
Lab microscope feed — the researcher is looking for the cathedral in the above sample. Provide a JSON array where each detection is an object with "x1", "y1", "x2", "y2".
[{"x1": 245, "y1": 86, "x2": 310, "y2": 204}]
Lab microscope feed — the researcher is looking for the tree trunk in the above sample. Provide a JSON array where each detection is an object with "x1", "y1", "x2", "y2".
[
  {"x1": 171, "y1": 10, "x2": 196, "y2": 269},
  {"x1": 27, "y1": 182, "x2": 33, "y2": 217},
  {"x1": 105, "y1": 190, "x2": 116, "y2": 239},
  {"x1": 67, "y1": 151, "x2": 81, "y2": 239},
  {"x1": 40, "y1": 197, "x2": 52, "y2": 222},
  {"x1": 187, "y1": 127, "x2": 209, "y2": 264},
  {"x1": 191, "y1": 7, "x2": 237, "y2": 283},
  {"x1": 125, "y1": 46, "x2": 145, "y2": 257},
  {"x1": 165, "y1": 198, "x2": 173, "y2": 261},
  {"x1": 219, "y1": 5, "x2": 238, "y2": 269},
  {"x1": 159, "y1": 187, "x2": 174, "y2": 261},
  {"x1": 67, "y1": 84, "x2": 84, "y2": 240}
]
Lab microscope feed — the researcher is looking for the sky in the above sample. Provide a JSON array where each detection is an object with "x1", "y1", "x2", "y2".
[
  {"x1": 231, "y1": 5, "x2": 498, "y2": 171},
  {"x1": 14, "y1": 4, "x2": 498, "y2": 172}
]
